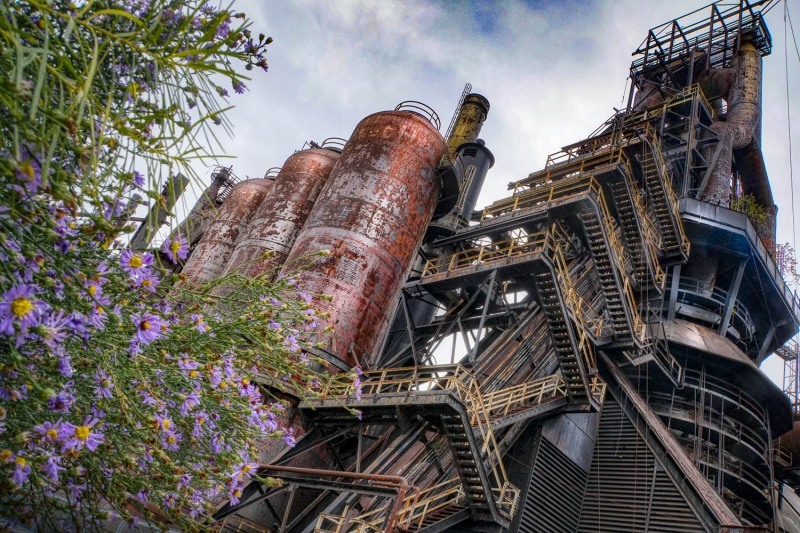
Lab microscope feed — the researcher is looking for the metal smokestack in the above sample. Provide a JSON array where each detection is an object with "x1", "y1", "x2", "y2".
[{"x1": 446, "y1": 93, "x2": 490, "y2": 155}]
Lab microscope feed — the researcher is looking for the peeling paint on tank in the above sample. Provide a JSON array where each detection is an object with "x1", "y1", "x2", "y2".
[
  {"x1": 221, "y1": 148, "x2": 341, "y2": 280},
  {"x1": 180, "y1": 178, "x2": 273, "y2": 285},
  {"x1": 283, "y1": 110, "x2": 447, "y2": 369}
]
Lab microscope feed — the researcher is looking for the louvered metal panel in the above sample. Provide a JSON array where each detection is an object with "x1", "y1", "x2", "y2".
[
  {"x1": 518, "y1": 438, "x2": 588, "y2": 533},
  {"x1": 577, "y1": 399, "x2": 706, "y2": 532}
]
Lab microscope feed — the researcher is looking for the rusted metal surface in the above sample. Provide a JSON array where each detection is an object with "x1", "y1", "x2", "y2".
[
  {"x1": 180, "y1": 178, "x2": 273, "y2": 285},
  {"x1": 222, "y1": 148, "x2": 341, "y2": 279},
  {"x1": 283, "y1": 111, "x2": 447, "y2": 369},
  {"x1": 446, "y1": 93, "x2": 489, "y2": 154}
]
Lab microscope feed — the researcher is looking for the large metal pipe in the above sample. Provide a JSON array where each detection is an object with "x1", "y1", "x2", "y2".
[
  {"x1": 179, "y1": 178, "x2": 274, "y2": 284},
  {"x1": 221, "y1": 147, "x2": 341, "y2": 280},
  {"x1": 283, "y1": 109, "x2": 447, "y2": 370},
  {"x1": 699, "y1": 39, "x2": 776, "y2": 246},
  {"x1": 446, "y1": 93, "x2": 490, "y2": 155}
]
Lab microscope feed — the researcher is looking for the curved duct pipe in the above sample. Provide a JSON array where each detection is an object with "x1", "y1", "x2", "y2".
[
  {"x1": 632, "y1": 79, "x2": 665, "y2": 111},
  {"x1": 699, "y1": 39, "x2": 776, "y2": 245}
]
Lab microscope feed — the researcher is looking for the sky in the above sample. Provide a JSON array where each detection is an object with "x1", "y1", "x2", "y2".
[{"x1": 180, "y1": 0, "x2": 800, "y2": 383}]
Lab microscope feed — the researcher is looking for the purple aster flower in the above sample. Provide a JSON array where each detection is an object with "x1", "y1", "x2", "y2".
[
  {"x1": 161, "y1": 430, "x2": 182, "y2": 451},
  {"x1": 136, "y1": 488, "x2": 149, "y2": 504},
  {"x1": 87, "y1": 304, "x2": 108, "y2": 330},
  {"x1": 13, "y1": 149, "x2": 42, "y2": 197},
  {"x1": 93, "y1": 369, "x2": 114, "y2": 399},
  {"x1": 282, "y1": 428, "x2": 296, "y2": 448},
  {"x1": 210, "y1": 434, "x2": 224, "y2": 454},
  {"x1": 0, "y1": 284, "x2": 47, "y2": 341},
  {"x1": 33, "y1": 420, "x2": 63, "y2": 444},
  {"x1": 133, "y1": 270, "x2": 160, "y2": 293},
  {"x1": 56, "y1": 352, "x2": 73, "y2": 377},
  {"x1": 178, "y1": 356, "x2": 199, "y2": 371},
  {"x1": 161, "y1": 235, "x2": 189, "y2": 264},
  {"x1": 177, "y1": 473, "x2": 192, "y2": 490},
  {"x1": 48, "y1": 389, "x2": 75, "y2": 413},
  {"x1": 13, "y1": 455, "x2": 30, "y2": 485},
  {"x1": 232, "y1": 80, "x2": 246, "y2": 94},
  {"x1": 354, "y1": 376, "x2": 363, "y2": 401},
  {"x1": 297, "y1": 291, "x2": 313, "y2": 304},
  {"x1": 163, "y1": 492, "x2": 178, "y2": 509},
  {"x1": 181, "y1": 392, "x2": 200, "y2": 416},
  {"x1": 192, "y1": 412, "x2": 208, "y2": 438},
  {"x1": 119, "y1": 249, "x2": 153, "y2": 276},
  {"x1": 209, "y1": 367, "x2": 223, "y2": 388},
  {"x1": 66, "y1": 479, "x2": 86, "y2": 500},
  {"x1": 283, "y1": 334, "x2": 300, "y2": 353},
  {"x1": 190, "y1": 314, "x2": 207, "y2": 333},
  {"x1": 132, "y1": 170, "x2": 145, "y2": 188},
  {"x1": 37, "y1": 310, "x2": 69, "y2": 349},
  {"x1": 231, "y1": 455, "x2": 258, "y2": 483},
  {"x1": 42, "y1": 454, "x2": 65, "y2": 483},
  {"x1": 217, "y1": 17, "x2": 231, "y2": 37},
  {"x1": 131, "y1": 313, "x2": 162, "y2": 344},
  {"x1": 59, "y1": 417, "x2": 104, "y2": 452}
]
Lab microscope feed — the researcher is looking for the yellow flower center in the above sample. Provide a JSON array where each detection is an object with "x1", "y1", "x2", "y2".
[
  {"x1": 88, "y1": 285, "x2": 97, "y2": 296},
  {"x1": 46, "y1": 429, "x2": 58, "y2": 440},
  {"x1": 167, "y1": 435, "x2": 177, "y2": 444},
  {"x1": 129, "y1": 255, "x2": 143, "y2": 268},
  {"x1": 75, "y1": 426, "x2": 90, "y2": 441},
  {"x1": 140, "y1": 320, "x2": 151, "y2": 331},
  {"x1": 170, "y1": 241, "x2": 181, "y2": 255},
  {"x1": 242, "y1": 465, "x2": 251, "y2": 474},
  {"x1": 19, "y1": 162, "x2": 34, "y2": 180},
  {"x1": 15, "y1": 457, "x2": 25, "y2": 468},
  {"x1": 219, "y1": 381, "x2": 228, "y2": 390},
  {"x1": 162, "y1": 419, "x2": 171, "y2": 431},
  {"x1": 11, "y1": 297, "x2": 33, "y2": 318},
  {"x1": 189, "y1": 370, "x2": 198, "y2": 379},
  {"x1": 142, "y1": 279, "x2": 152, "y2": 287},
  {"x1": 0, "y1": 449, "x2": 12, "y2": 462}
]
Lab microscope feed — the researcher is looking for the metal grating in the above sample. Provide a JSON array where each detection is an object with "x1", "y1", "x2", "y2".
[
  {"x1": 577, "y1": 398, "x2": 706, "y2": 532},
  {"x1": 518, "y1": 437, "x2": 588, "y2": 533}
]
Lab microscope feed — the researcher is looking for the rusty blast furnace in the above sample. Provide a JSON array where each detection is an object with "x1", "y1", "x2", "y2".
[{"x1": 176, "y1": 1, "x2": 800, "y2": 531}]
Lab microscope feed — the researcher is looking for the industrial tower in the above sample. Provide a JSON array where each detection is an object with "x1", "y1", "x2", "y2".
[{"x1": 159, "y1": 1, "x2": 800, "y2": 531}]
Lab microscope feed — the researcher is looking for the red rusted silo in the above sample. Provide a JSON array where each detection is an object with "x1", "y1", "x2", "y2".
[
  {"x1": 180, "y1": 178, "x2": 273, "y2": 285},
  {"x1": 282, "y1": 105, "x2": 447, "y2": 370},
  {"x1": 221, "y1": 143, "x2": 343, "y2": 279}
]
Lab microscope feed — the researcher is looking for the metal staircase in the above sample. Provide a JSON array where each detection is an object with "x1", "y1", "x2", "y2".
[
  {"x1": 302, "y1": 366, "x2": 606, "y2": 531},
  {"x1": 639, "y1": 131, "x2": 690, "y2": 262}
]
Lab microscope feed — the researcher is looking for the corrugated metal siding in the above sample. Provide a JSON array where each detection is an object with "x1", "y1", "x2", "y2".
[
  {"x1": 577, "y1": 398, "x2": 705, "y2": 532},
  {"x1": 518, "y1": 438, "x2": 588, "y2": 533}
]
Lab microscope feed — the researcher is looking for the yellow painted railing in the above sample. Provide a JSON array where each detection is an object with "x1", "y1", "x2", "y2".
[
  {"x1": 313, "y1": 365, "x2": 517, "y2": 521},
  {"x1": 421, "y1": 231, "x2": 550, "y2": 279},
  {"x1": 512, "y1": 147, "x2": 627, "y2": 193},
  {"x1": 484, "y1": 173, "x2": 602, "y2": 220}
]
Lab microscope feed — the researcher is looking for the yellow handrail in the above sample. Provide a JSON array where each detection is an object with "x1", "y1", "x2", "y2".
[{"x1": 421, "y1": 232, "x2": 550, "y2": 279}]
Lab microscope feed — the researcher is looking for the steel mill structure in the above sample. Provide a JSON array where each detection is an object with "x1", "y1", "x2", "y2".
[{"x1": 140, "y1": 1, "x2": 800, "y2": 531}]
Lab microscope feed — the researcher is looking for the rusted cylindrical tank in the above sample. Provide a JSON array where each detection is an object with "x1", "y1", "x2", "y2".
[
  {"x1": 283, "y1": 109, "x2": 448, "y2": 369},
  {"x1": 446, "y1": 93, "x2": 490, "y2": 154},
  {"x1": 221, "y1": 147, "x2": 342, "y2": 279},
  {"x1": 179, "y1": 178, "x2": 274, "y2": 284}
]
